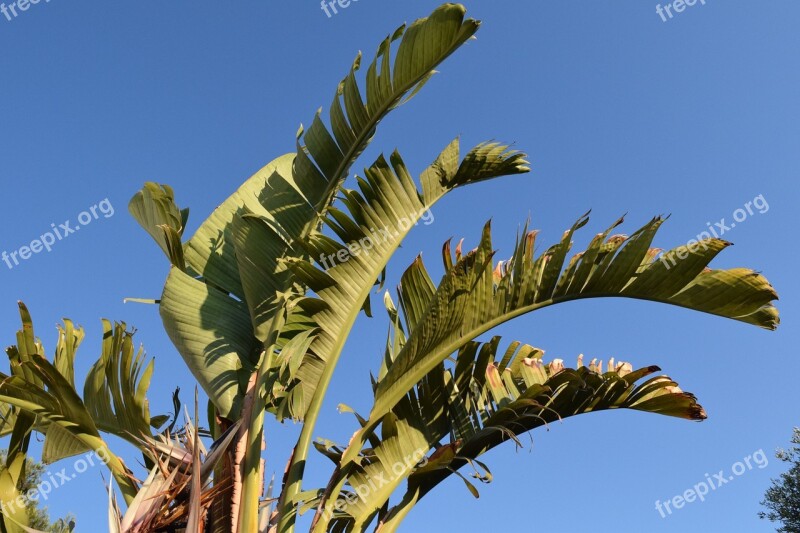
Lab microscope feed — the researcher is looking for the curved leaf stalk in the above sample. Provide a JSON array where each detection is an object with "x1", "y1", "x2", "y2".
[{"x1": 315, "y1": 340, "x2": 705, "y2": 532}]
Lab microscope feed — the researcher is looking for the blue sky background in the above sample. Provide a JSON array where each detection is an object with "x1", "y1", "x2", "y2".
[{"x1": 0, "y1": 1, "x2": 798, "y2": 531}]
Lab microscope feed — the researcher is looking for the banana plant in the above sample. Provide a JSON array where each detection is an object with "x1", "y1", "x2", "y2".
[
  {"x1": 126, "y1": 4, "x2": 779, "y2": 531},
  {"x1": 0, "y1": 3, "x2": 778, "y2": 533}
]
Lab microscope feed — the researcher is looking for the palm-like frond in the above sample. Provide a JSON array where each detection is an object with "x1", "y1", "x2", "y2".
[
  {"x1": 83, "y1": 319, "x2": 166, "y2": 449},
  {"x1": 272, "y1": 141, "x2": 527, "y2": 531},
  {"x1": 312, "y1": 333, "x2": 705, "y2": 532},
  {"x1": 0, "y1": 303, "x2": 40, "y2": 532},
  {"x1": 280, "y1": 140, "x2": 528, "y2": 420},
  {"x1": 324, "y1": 214, "x2": 777, "y2": 516},
  {"x1": 0, "y1": 304, "x2": 173, "y2": 504},
  {"x1": 134, "y1": 4, "x2": 485, "y2": 423}
]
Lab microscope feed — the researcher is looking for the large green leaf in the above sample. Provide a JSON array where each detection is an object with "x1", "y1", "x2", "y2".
[
  {"x1": 290, "y1": 3, "x2": 480, "y2": 220},
  {"x1": 132, "y1": 4, "x2": 486, "y2": 425},
  {"x1": 280, "y1": 140, "x2": 528, "y2": 420},
  {"x1": 159, "y1": 267, "x2": 258, "y2": 419},
  {"x1": 380, "y1": 351, "x2": 705, "y2": 532},
  {"x1": 272, "y1": 140, "x2": 527, "y2": 532},
  {"x1": 181, "y1": 153, "x2": 300, "y2": 300},
  {"x1": 337, "y1": 214, "x2": 778, "y2": 471},
  {"x1": 311, "y1": 334, "x2": 706, "y2": 531},
  {"x1": 0, "y1": 355, "x2": 138, "y2": 504},
  {"x1": 180, "y1": 2, "x2": 480, "y2": 300},
  {"x1": 0, "y1": 304, "x2": 171, "y2": 505}
]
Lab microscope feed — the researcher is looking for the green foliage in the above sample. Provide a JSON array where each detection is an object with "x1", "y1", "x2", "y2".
[
  {"x1": 0, "y1": 3, "x2": 783, "y2": 533},
  {"x1": 760, "y1": 428, "x2": 800, "y2": 532},
  {"x1": 0, "y1": 303, "x2": 175, "y2": 512},
  {"x1": 125, "y1": 3, "x2": 780, "y2": 532},
  {"x1": 0, "y1": 450, "x2": 75, "y2": 532}
]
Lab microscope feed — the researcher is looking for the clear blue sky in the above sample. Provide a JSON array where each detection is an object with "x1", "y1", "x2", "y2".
[{"x1": 1, "y1": 1, "x2": 798, "y2": 531}]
